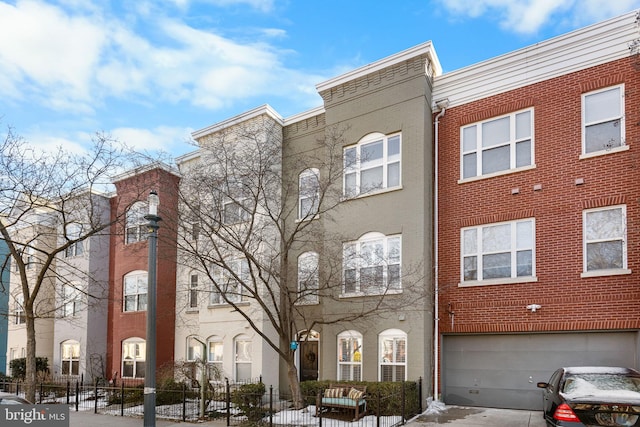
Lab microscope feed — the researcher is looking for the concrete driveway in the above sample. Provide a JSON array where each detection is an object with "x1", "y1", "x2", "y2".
[{"x1": 410, "y1": 406, "x2": 547, "y2": 426}]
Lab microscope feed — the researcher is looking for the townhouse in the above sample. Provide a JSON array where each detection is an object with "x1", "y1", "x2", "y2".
[{"x1": 433, "y1": 11, "x2": 640, "y2": 410}]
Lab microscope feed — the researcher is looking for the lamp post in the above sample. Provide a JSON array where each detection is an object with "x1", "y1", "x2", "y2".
[{"x1": 144, "y1": 190, "x2": 161, "y2": 427}]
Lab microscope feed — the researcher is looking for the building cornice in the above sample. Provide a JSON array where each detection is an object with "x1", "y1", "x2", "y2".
[{"x1": 191, "y1": 104, "x2": 284, "y2": 140}]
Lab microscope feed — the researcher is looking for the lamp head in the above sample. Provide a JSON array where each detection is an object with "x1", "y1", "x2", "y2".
[{"x1": 148, "y1": 190, "x2": 159, "y2": 216}]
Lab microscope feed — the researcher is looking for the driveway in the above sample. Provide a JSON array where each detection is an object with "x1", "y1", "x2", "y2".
[{"x1": 410, "y1": 406, "x2": 546, "y2": 426}]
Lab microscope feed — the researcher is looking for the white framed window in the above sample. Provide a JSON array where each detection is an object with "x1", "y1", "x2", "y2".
[
  {"x1": 210, "y1": 259, "x2": 247, "y2": 305},
  {"x1": 343, "y1": 233, "x2": 401, "y2": 295},
  {"x1": 379, "y1": 329, "x2": 407, "y2": 382},
  {"x1": 187, "y1": 336, "x2": 204, "y2": 361},
  {"x1": 61, "y1": 340, "x2": 80, "y2": 376},
  {"x1": 64, "y1": 223, "x2": 84, "y2": 257},
  {"x1": 297, "y1": 252, "x2": 319, "y2": 304},
  {"x1": 61, "y1": 284, "x2": 80, "y2": 317},
  {"x1": 583, "y1": 205, "x2": 627, "y2": 275},
  {"x1": 298, "y1": 168, "x2": 320, "y2": 219},
  {"x1": 461, "y1": 218, "x2": 535, "y2": 284},
  {"x1": 207, "y1": 337, "x2": 223, "y2": 378},
  {"x1": 123, "y1": 270, "x2": 147, "y2": 312},
  {"x1": 223, "y1": 199, "x2": 251, "y2": 224},
  {"x1": 14, "y1": 294, "x2": 25, "y2": 325},
  {"x1": 337, "y1": 330, "x2": 362, "y2": 381},
  {"x1": 461, "y1": 108, "x2": 534, "y2": 179},
  {"x1": 234, "y1": 336, "x2": 252, "y2": 382},
  {"x1": 582, "y1": 85, "x2": 625, "y2": 155},
  {"x1": 344, "y1": 132, "x2": 401, "y2": 197},
  {"x1": 189, "y1": 274, "x2": 199, "y2": 309},
  {"x1": 126, "y1": 201, "x2": 148, "y2": 244},
  {"x1": 122, "y1": 338, "x2": 145, "y2": 378}
]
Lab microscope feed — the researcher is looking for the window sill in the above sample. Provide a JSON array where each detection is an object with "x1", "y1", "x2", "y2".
[
  {"x1": 295, "y1": 300, "x2": 320, "y2": 306},
  {"x1": 339, "y1": 289, "x2": 403, "y2": 298},
  {"x1": 342, "y1": 185, "x2": 403, "y2": 201},
  {"x1": 579, "y1": 144, "x2": 629, "y2": 160},
  {"x1": 207, "y1": 301, "x2": 250, "y2": 309},
  {"x1": 581, "y1": 268, "x2": 631, "y2": 278},
  {"x1": 458, "y1": 164, "x2": 536, "y2": 184},
  {"x1": 295, "y1": 214, "x2": 320, "y2": 224},
  {"x1": 458, "y1": 276, "x2": 538, "y2": 288},
  {"x1": 186, "y1": 308, "x2": 199, "y2": 314}
]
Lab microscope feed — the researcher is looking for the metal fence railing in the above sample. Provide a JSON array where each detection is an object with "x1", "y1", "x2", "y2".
[{"x1": 0, "y1": 377, "x2": 423, "y2": 426}]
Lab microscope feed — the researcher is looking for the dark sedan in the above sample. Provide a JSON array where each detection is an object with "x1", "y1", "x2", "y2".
[
  {"x1": 0, "y1": 392, "x2": 32, "y2": 405},
  {"x1": 537, "y1": 367, "x2": 640, "y2": 426}
]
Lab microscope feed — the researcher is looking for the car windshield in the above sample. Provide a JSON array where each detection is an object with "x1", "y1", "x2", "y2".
[{"x1": 563, "y1": 374, "x2": 640, "y2": 396}]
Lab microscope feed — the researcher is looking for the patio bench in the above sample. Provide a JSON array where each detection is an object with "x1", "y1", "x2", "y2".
[{"x1": 316, "y1": 383, "x2": 367, "y2": 421}]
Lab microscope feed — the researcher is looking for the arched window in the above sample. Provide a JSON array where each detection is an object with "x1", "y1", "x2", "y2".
[
  {"x1": 234, "y1": 335, "x2": 252, "y2": 382},
  {"x1": 337, "y1": 330, "x2": 362, "y2": 381},
  {"x1": 379, "y1": 329, "x2": 407, "y2": 381},
  {"x1": 298, "y1": 168, "x2": 320, "y2": 219},
  {"x1": 123, "y1": 270, "x2": 148, "y2": 312},
  {"x1": 126, "y1": 201, "x2": 148, "y2": 244},
  {"x1": 207, "y1": 336, "x2": 224, "y2": 379},
  {"x1": 297, "y1": 252, "x2": 319, "y2": 304},
  {"x1": 187, "y1": 336, "x2": 204, "y2": 361},
  {"x1": 343, "y1": 232, "x2": 402, "y2": 295},
  {"x1": 343, "y1": 132, "x2": 401, "y2": 197},
  {"x1": 61, "y1": 340, "x2": 80, "y2": 376},
  {"x1": 122, "y1": 337, "x2": 145, "y2": 378}
]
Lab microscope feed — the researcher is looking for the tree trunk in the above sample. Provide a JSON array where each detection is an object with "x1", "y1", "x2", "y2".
[
  {"x1": 286, "y1": 353, "x2": 304, "y2": 409},
  {"x1": 25, "y1": 308, "x2": 37, "y2": 403}
]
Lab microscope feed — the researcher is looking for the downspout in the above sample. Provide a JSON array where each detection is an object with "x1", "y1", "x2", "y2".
[{"x1": 433, "y1": 98, "x2": 449, "y2": 402}]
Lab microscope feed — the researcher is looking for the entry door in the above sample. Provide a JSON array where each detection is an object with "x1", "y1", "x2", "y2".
[{"x1": 299, "y1": 341, "x2": 318, "y2": 382}]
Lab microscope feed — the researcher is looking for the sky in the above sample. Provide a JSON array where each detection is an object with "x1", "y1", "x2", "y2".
[{"x1": 1, "y1": 0, "x2": 640, "y2": 159}]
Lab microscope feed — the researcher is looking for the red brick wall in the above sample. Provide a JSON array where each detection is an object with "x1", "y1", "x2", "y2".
[
  {"x1": 107, "y1": 168, "x2": 179, "y2": 381},
  {"x1": 437, "y1": 56, "x2": 640, "y2": 335}
]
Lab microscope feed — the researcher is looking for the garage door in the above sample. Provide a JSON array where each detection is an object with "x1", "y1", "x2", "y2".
[{"x1": 442, "y1": 332, "x2": 639, "y2": 410}]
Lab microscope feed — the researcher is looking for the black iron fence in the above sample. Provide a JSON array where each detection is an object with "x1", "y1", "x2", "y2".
[{"x1": 0, "y1": 377, "x2": 423, "y2": 427}]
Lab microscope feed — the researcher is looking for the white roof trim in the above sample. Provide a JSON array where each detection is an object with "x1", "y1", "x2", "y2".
[
  {"x1": 432, "y1": 10, "x2": 640, "y2": 109},
  {"x1": 283, "y1": 106, "x2": 325, "y2": 126},
  {"x1": 316, "y1": 41, "x2": 441, "y2": 93},
  {"x1": 191, "y1": 104, "x2": 284, "y2": 140},
  {"x1": 111, "y1": 161, "x2": 178, "y2": 183}
]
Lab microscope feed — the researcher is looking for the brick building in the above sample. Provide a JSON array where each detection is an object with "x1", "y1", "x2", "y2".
[{"x1": 433, "y1": 11, "x2": 640, "y2": 409}]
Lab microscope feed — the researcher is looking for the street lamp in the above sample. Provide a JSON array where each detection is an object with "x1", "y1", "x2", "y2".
[{"x1": 144, "y1": 190, "x2": 161, "y2": 427}]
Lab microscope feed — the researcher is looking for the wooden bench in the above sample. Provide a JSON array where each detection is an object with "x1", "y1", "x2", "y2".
[{"x1": 316, "y1": 383, "x2": 367, "y2": 421}]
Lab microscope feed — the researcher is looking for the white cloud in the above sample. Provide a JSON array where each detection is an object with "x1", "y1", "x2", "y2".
[
  {"x1": 109, "y1": 126, "x2": 194, "y2": 155},
  {"x1": 437, "y1": 0, "x2": 640, "y2": 34}
]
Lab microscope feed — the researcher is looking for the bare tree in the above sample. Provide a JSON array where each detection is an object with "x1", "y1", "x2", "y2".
[
  {"x1": 173, "y1": 115, "x2": 428, "y2": 408},
  {"x1": 0, "y1": 127, "x2": 149, "y2": 402}
]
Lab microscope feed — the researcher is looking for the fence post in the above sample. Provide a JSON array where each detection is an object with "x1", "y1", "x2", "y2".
[
  {"x1": 182, "y1": 382, "x2": 187, "y2": 422},
  {"x1": 66, "y1": 381, "x2": 70, "y2": 405},
  {"x1": 401, "y1": 381, "x2": 406, "y2": 425},
  {"x1": 317, "y1": 391, "x2": 322, "y2": 427},
  {"x1": 376, "y1": 391, "x2": 381, "y2": 427},
  {"x1": 39, "y1": 381, "x2": 43, "y2": 403},
  {"x1": 75, "y1": 381, "x2": 80, "y2": 412},
  {"x1": 226, "y1": 378, "x2": 231, "y2": 427},
  {"x1": 120, "y1": 381, "x2": 124, "y2": 417},
  {"x1": 418, "y1": 377, "x2": 423, "y2": 413},
  {"x1": 94, "y1": 379, "x2": 99, "y2": 413},
  {"x1": 269, "y1": 385, "x2": 273, "y2": 427}
]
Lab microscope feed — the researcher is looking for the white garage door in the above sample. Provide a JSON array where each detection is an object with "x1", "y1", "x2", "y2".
[{"x1": 442, "y1": 332, "x2": 639, "y2": 410}]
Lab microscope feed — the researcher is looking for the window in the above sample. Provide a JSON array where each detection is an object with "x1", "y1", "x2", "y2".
[
  {"x1": 123, "y1": 271, "x2": 147, "y2": 312},
  {"x1": 210, "y1": 259, "x2": 247, "y2": 304},
  {"x1": 61, "y1": 284, "x2": 80, "y2": 317},
  {"x1": 14, "y1": 294, "x2": 25, "y2": 325},
  {"x1": 25, "y1": 245, "x2": 34, "y2": 270},
  {"x1": 122, "y1": 338, "x2": 145, "y2": 378},
  {"x1": 461, "y1": 108, "x2": 533, "y2": 179},
  {"x1": 61, "y1": 340, "x2": 80, "y2": 376},
  {"x1": 234, "y1": 336, "x2": 252, "y2": 382},
  {"x1": 223, "y1": 199, "x2": 251, "y2": 224},
  {"x1": 343, "y1": 233, "x2": 401, "y2": 295},
  {"x1": 126, "y1": 201, "x2": 148, "y2": 244},
  {"x1": 344, "y1": 132, "x2": 401, "y2": 197},
  {"x1": 189, "y1": 274, "x2": 199, "y2": 309},
  {"x1": 583, "y1": 205, "x2": 627, "y2": 274},
  {"x1": 187, "y1": 336, "x2": 204, "y2": 361},
  {"x1": 64, "y1": 223, "x2": 84, "y2": 257},
  {"x1": 337, "y1": 331, "x2": 362, "y2": 381},
  {"x1": 379, "y1": 329, "x2": 406, "y2": 382},
  {"x1": 462, "y1": 219, "x2": 535, "y2": 283},
  {"x1": 298, "y1": 168, "x2": 320, "y2": 219},
  {"x1": 297, "y1": 252, "x2": 319, "y2": 304},
  {"x1": 582, "y1": 85, "x2": 625, "y2": 155},
  {"x1": 208, "y1": 337, "x2": 223, "y2": 378}
]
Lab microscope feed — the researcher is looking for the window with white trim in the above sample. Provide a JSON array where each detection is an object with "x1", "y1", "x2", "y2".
[
  {"x1": 379, "y1": 329, "x2": 406, "y2": 382},
  {"x1": 344, "y1": 132, "x2": 401, "y2": 197},
  {"x1": 462, "y1": 219, "x2": 535, "y2": 283},
  {"x1": 582, "y1": 85, "x2": 625, "y2": 155},
  {"x1": 223, "y1": 199, "x2": 251, "y2": 224},
  {"x1": 187, "y1": 336, "x2": 204, "y2": 361},
  {"x1": 62, "y1": 284, "x2": 80, "y2": 317},
  {"x1": 297, "y1": 252, "x2": 319, "y2": 304},
  {"x1": 207, "y1": 337, "x2": 223, "y2": 378},
  {"x1": 189, "y1": 274, "x2": 199, "y2": 309},
  {"x1": 210, "y1": 259, "x2": 247, "y2": 304},
  {"x1": 64, "y1": 223, "x2": 84, "y2": 257},
  {"x1": 337, "y1": 331, "x2": 362, "y2": 381},
  {"x1": 583, "y1": 205, "x2": 627, "y2": 273},
  {"x1": 61, "y1": 340, "x2": 80, "y2": 376},
  {"x1": 461, "y1": 108, "x2": 533, "y2": 179},
  {"x1": 126, "y1": 201, "x2": 148, "y2": 244},
  {"x1": 123, "y1": 271, "x2": 147, "y2": 312},
  {"x1": 234, "y1": 336, "x2": 252, "y2": 382},
  {"x1": 122, "y1": 338, "x2": 145, "y2": 378},
  {"x1": 343, "y1": 233, "x2": 401, "y2": 295},
  {"x1": 298, "y1": 168, "x2": 320, "y2": 219},
  {"x1": 14, "y1": 294, "x2": 25, "y2": 325}
]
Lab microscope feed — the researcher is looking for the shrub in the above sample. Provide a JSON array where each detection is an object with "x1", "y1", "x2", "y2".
[
  {"x1": 231, "y1": 382, "x2": 267, "y2": 421},
  {"x1": 9, "y1": 357, "x2": 49, "y2": 380}
]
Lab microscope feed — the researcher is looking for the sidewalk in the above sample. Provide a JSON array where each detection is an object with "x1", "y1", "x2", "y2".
[
  {"x1": 410, "y1": 406, "x2": 546, "y2": 426},
  {"x1": 69, "y1": 410, "x2": 226, "y2": 427}
]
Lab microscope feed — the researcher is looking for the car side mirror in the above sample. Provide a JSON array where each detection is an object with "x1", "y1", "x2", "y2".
[{"x1": 536, "y1": 382, "x2": 549, "y2": 389}]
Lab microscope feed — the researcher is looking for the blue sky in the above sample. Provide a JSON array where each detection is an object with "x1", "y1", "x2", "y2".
[{"x1": 1, "y1": 0, "x2": 640, "y2": 158}]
